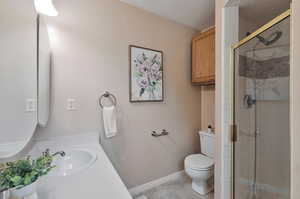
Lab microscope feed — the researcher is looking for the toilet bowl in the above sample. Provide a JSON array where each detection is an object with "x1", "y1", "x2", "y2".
[
  {"x1": 184, "y1": 131, "x2": 215, "y2": 195},
  {"x1": 185, "y1": 154, "x2": 214, "y2": 195}
]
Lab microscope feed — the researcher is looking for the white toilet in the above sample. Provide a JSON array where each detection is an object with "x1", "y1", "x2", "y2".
[{"x1": 184, "y1": 131, "x2": 215, "y2": 195}]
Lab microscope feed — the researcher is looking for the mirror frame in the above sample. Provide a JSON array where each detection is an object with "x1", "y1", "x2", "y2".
[{"x1": 37, "y1": 14, "x2": 51, "y2": 127}]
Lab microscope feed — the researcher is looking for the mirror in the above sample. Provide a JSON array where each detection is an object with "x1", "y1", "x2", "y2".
[
  {"x1": 0, "y1": 1, "x2": 52, "y2": 158},
  {"x1": 38, "y1": 16, "x2": 51, "y2": 127},
  {"x1": 0, "y1": 0, "x2": 38, "y2": 158}
]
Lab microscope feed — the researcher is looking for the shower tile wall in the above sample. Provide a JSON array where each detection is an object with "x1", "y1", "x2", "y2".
[
  {"x1": 236, "y1": 73, "x2": 290, "y2": 198},
  {"x1": 239, "y1": 55, "x2": 290, "y2": 79},
  {"x1": 236, "y1": 77, "x2": 290, "y2": 199},
  {"x1": 236, "y1": 78, "x2": 290, "y2": 198},
  {"x1": 235, "y1": 18, "x2": 290, "y2": 199}
]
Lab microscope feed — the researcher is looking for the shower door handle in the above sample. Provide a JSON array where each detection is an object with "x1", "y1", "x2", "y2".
[{"x1": 243, "y1": 95, "x2": 256, "y2": 108}]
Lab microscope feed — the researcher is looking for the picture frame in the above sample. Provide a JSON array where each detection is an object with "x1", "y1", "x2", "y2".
[{"x1": 129, "y1": 45, "x2": 164, "y2": 102}]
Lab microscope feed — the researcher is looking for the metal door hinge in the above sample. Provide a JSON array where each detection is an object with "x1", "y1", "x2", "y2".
[{"x1": 231, "y1": 124, "x2": 237, "y2": 142}]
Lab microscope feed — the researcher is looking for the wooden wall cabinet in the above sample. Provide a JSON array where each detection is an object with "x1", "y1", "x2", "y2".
[{"x1": 192, "y1": 27, "x2": 215, "y2": 85}]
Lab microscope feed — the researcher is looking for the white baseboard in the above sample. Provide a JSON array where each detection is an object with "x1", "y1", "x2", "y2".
[{"x1": 129, "y1": 170, "x2": 185, "y2": 196}]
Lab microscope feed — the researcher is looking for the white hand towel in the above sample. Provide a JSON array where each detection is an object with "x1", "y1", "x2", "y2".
[{"x1": 103, "y1": 106, "x2": 118, "y2": 138}]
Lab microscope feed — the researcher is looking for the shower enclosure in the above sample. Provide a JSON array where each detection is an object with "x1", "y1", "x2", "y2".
[{"x1": 232, "y1": 10, "x2": 290, "y2": 199}]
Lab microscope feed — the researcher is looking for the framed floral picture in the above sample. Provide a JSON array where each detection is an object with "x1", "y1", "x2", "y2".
[{"x1": 129, "y1": 45, "x2": 164, "y2": 102}]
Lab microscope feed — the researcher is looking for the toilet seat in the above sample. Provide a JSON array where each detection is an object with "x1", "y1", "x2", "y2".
[{"x1": 185, "y1": 154, "x2": 214, "y2": 171}]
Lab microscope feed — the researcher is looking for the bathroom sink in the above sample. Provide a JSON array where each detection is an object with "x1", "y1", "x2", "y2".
[{"x1": 50, "y1": 148, "x2": 97, "y2": 176}]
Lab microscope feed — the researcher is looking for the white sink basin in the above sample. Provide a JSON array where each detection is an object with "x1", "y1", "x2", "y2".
[{"x1": 50, "y1": 148, "x2": 97, "y2": 176}]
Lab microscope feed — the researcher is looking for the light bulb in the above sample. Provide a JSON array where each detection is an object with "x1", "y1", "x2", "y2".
[{"x1": 34, "y1": 0, "x2": 58, "y2": 17}]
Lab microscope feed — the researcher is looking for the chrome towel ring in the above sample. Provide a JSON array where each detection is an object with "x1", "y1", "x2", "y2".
[{"x1": 99, "y1": 91, "x2": 117, "y2": 108}]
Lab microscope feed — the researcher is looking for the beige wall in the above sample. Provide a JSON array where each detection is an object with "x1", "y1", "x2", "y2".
[
  {"x1": 197, "y1": 27, "x2": 216, "y2": 132},
  {"x1": 201, "y1": 86, "x2": 215, "y2": 130},
  {"x1": 36, "y1": 0, "x2": 203, "y2": 188}
]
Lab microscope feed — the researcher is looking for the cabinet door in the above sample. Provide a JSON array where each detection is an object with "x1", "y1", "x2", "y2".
[{"x1": 192, "y1": 28, "x2": 215, "y2": 84}]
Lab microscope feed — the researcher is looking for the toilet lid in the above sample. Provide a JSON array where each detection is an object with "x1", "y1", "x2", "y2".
[{"x1": 185, "y1": 154, "x2": 214, "y2": 170}]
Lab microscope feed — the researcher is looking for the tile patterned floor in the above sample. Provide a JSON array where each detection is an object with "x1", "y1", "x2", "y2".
[{"x1": 133, "y1": 175, "x2": 214, "y2": 199}]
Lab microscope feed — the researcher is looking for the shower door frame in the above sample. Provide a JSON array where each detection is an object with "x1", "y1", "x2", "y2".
[{"x1": 230, "y1": 9, "x2": 291, "y2": 199}]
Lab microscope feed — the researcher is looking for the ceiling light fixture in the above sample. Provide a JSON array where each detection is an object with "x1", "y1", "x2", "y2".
[{"x1": 34, "y1": 0, "x2": 58, "y2": 16}]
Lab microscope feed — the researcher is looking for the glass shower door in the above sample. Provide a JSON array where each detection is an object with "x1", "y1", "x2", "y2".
[{"x1": 233, "y1": 14, "x2": 290, "y2": 199}]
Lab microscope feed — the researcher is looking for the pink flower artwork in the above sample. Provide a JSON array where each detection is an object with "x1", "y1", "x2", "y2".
[{"x1": 130, "y1": 46, "x2": 163, "y2": 102}]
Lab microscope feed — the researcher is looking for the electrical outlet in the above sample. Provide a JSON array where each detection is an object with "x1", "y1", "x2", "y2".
[
  {"x1": 67, "y1": 99, "x2": 77, "y2": 111},
  {"x1": 26, "y1": 99, "x2": 36, "y2": 112}
]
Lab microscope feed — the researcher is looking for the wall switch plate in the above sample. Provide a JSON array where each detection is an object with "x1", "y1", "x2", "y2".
[
  {"x1": 26, "y1": 99, "x2": 36, "y2": 112},
  {"x1": 67, "y1": 99, "x2": 77, "y2": 111}
]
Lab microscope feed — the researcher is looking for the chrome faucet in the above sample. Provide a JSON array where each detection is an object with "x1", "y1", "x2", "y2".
[
  {"x1": 43, "y1": 149, "x2": 66, "y2": 157},
  {"x1": 52, "y1": 151, "x2": 66, "y2": 157}
]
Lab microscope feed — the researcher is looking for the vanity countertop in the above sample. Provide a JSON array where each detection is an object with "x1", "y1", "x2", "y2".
[{"x1": 31, "y1": 133, "x2": 132, "y2": 199}]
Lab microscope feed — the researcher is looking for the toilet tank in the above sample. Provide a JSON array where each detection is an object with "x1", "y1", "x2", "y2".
[{"x1": 199, "y1": 131, "x2": 215, "y2": 158}]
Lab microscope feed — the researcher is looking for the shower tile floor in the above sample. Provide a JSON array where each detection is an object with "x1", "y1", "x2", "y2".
[
  {"x1": 235, "y1": 182, "x2": 289, "y2": 199},
  {"x1": 133, "y1": 174, "x2": 214, "y2": 199}
]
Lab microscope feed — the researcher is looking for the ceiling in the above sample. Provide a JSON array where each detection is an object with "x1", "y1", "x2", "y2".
[
  {"x1": 120, "y1": 0, "x2": 215, "y2": 30},
  {"x1": 120, "y1": 0, "x2": 290, "y2": 31}
]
